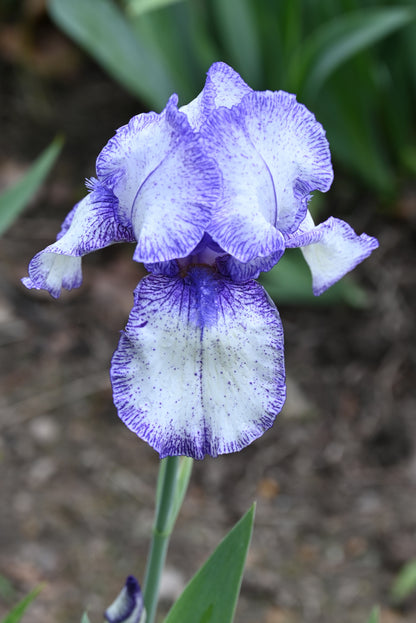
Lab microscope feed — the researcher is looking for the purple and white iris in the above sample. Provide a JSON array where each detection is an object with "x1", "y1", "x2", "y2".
[
  {"x1": 23, "y1": 62, "x2": 378, "y2": 459},
  {"x1": 104, "y1": 576, "x2": 145, "y2": 623}
]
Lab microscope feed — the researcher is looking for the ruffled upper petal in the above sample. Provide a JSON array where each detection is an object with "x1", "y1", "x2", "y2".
[
  {"x1": 180, "y1": 61, "x2": 252, "y2": 130},
  {"x1": 286, "y1": 212, "x2": 379, "y2": 295},
  {"x1": 96, "y1": 94, "x2": 221, "y2": 264},
  {"x1": 201, "y1": 90, "x2": 333, "y2": 262},
  {"x1": 22, "y1": 181, "x2": 134, "y2": 298},
  {"x1": 111, "y1": 268, "x2": 286, "y2": 459}
]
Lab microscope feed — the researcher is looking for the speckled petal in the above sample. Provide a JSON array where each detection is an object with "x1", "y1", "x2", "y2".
[
  {"x1": 286, "y1": 212, "x2": 379, "y2": 295},
  {"x1": 201, "y1": 90, "x2": 333, "y2": 261},
  {"x1": 96, "y1": 95, "x2": 221, "y2": 264},
  {"x1": 180, "y1": 61, "x2": 252, "y2": 129},
  {"x1": 104, "y1": 576, "x2": 145, "y2": 623},
  {"x1": 111, "y1": 268, "x2": 285, "y2": 459},
  {"x1": 22, "y1": 183, "x2": 134, "y2": 298}
]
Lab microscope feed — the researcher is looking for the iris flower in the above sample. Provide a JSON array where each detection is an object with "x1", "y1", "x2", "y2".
[
  {"x1": 104, "y1": 576, "x2": 145, "y2": 623},
  {"x1": 23, "y1": 63, "x2": 378, "y2": 460}
]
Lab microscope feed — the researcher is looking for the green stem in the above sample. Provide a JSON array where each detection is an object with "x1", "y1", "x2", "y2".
[{"x1": 142, "y1": 456, "x2": 181, "y2": 623}]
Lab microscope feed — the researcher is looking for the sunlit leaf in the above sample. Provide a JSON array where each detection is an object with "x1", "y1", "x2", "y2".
[
  {"x1": 391, "y1": 559, "x2": 416, "y2": 603},
  {"x1": 0, "y1": 586, "x2": 43, "y2": 623},
  {"x1": 48, "y1": 0, "x2": 175, "y2": 107},
  {"x1": 0, "y1": 136, "x2": 63, "y2": 237},
  {"x1": 126, "y1": 0, "x2": 184, "y2": 17},
  {"x1": 163, "y1": 505, "x2": 255, "y2": 623}
]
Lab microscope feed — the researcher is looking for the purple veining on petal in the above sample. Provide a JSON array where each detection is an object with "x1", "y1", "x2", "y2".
[
  {"x1": 104, "y1": 576, "x2": 144, "y2": 623},
  {"x1": 22, "y1": 182, "x2": 135, "y2": 298},
  {"x1": 180, "y1": 61, "x2": 252, "y2": 130},
  {"x1": 111, "y1": 270, "x2": 285, "y2": 459}
]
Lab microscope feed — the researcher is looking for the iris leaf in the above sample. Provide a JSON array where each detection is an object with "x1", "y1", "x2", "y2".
[
  {"x1": 289, "y1": 6, "x2": 416, "y2": 99},
  {"x1": 0, "y1": 585, "x2": 43, "y2": 623},
  {"x1": 0, "y1": 136, "x2": 63, "y2": 237},
  {"x1": 391, "y1": 559, "x2": 416, "y2": 603},
  {"x1": 125, "y1": 0, "x2": 185, "y2": 17},
  {"x1": 163, "y1": 505, "x2": 255, "y2": 623},
  {"x1": 48, "y1": 0, "x2": 175, "y2": 107},
  {"x1": 211, "y1": 0, "x2": 262, "y2": 87},
  {"x1": 366, "y1": 606, "x2": 380, "y2": 623}
]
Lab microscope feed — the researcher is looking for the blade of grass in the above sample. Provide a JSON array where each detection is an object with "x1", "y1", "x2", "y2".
[{"x1": 0, "y1": 136, "x2": 63, "y2": 237}]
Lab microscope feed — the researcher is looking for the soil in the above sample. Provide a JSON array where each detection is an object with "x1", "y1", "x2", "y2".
[{"x1": 1, "y1": 10, "x2": 416, "y2": 623}]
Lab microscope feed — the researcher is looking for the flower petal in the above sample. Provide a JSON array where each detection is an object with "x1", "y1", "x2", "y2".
[
  {"x1": 180, "y1": 61, "x2": 252, "y2": 129},
  {"x1": 111, "y1": 269, "x2": 285, "y2": 459},
  {"x1": 201, "y1": 90, "x2": 333, "y2": 261},
  {"x1": 96, "y1": 95, "x2": 221, "y2": 264},
  {"x1": 22, "y1": 182, "x2": 134, "y2": 298},
  {"x1": 104, "y1": 576, "x2": 145, "y2": 623},
  {"x1": 286, "y1": 212, "x2": 379, "y2": 295}
]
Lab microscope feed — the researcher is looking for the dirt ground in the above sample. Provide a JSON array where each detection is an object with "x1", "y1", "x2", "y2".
[{"x1": 1, "y1": 13, "x2": 416, "y2": 623}]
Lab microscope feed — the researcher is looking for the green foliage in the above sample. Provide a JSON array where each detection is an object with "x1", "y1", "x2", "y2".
[
  {"x1": 260, "y1": 249, "x2": 370, "y2": 308},
  {"x1": 0, "y1": 136, "x2": 63, "y2": 237},
  {"x1": 391, "y1": 559, "x2": 416, "y2": 603},
  {"x1": 80, "y1": 612, "x2": 91, "y2": 623},
  {"x1": 163, "y1": 505, "x2": 255, "y2": 623},
  {"x1": 49, "y1": 0, "x2": 175, "y2": 107},
  {"x1": 0, "y1": 586, "x2": 43, "y2": 623},
  {"x1": 47, "y1": 0, "x2": 416, "y2": 196},
  {"x1": 366, "y1": 606, "x2": 380, "y2": 623}
]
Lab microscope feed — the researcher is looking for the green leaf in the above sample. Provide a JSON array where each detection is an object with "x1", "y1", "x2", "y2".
[
  {"x1": 163, "y1": 505, "x2": 255, "y2": 623},
  {"x1": 48, "y1": 0, "x2": 175, "y2": 108},
  {"x1": 366, "y1": 606, "x2": 380, "y2": 623},
  {"x1": 259, "y1": 249, "x2": 369, "y2": 308},
  {"x1": 0, "y1": 585, "x2": 43, "y2": 623},
  {"x1": 0, "y1": 136, "x2": 63, "y2": 237},
  {"x1": 80, "y1": 612, "x2": 91, "y2": 623},
  {"x1": 126, "y1": 0, "x2": 185, "y2": 17},
  {"x1": 211, "y1": 0, "x2": 262, "y2": 87},
  {"x1": 391, "y1": 559, "x2": 416, "y2": 603},
  {"x1": 289, "y1": 7, "x2": 416, "y2": 99}
]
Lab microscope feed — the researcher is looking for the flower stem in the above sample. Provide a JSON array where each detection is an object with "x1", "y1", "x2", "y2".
[{"x1": 143, "y1": 456, "x2": 193, "y2": 623}]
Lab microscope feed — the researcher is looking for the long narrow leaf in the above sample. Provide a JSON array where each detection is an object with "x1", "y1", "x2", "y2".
[
  {"x1": 211, "y1": 0, "x2": 262, "y2": 87},
  {"x1": 289, "y1": 6, "x2": 416, "y2": 99},
  {"x1": 1, "y1": 585, "x2": 43, "y2": 623},
  {"x1": 48, "y1": 0, "x2": 175, "y2": 108},
  {"x1": 0, "y1": 136, "x2": 63, "y2": 237},
  {"x1": 366, "y1": 606, "x2": 380, "y2": 623},
  {"x1": 164, "y1": 505, "x2": 255, "y2": 623}
]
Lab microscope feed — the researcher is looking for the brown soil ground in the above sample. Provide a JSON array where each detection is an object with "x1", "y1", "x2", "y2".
[{"x1": 1, "y1": 12, "x2": 416, "y2": 623}]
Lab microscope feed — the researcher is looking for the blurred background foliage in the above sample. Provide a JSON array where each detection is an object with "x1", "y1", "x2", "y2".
[
  {"x1": 45, "y1": 0, "x2": 416, "y2": 197},
  {"x1": 1, "y1": 0, "x2": 415, "y2": 305}
]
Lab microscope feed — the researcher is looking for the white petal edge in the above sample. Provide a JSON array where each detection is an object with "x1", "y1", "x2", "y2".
[
  {"x1": 111, "y1": 269, "x2": 286, "y2": 459},
  {"x1": 286, "y1": 212, "x2": 379, "y2": 295}
]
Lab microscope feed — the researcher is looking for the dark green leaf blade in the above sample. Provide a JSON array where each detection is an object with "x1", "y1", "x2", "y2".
[
  {"x1": 48, "y1": 0, "x2": 175, "y2": 107},
  {"x1": 0, "y1": 585, "x2": 43, "y2": 623},
  {"x1": 164, "y1": 505, "x2": 255, "y2": 623},
  {"x1": 0, "y1": 136, "x2": 63, "y2": 237},
  {"x1": 289, "y1": 7, "x2": 416, "y2": 98}
]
